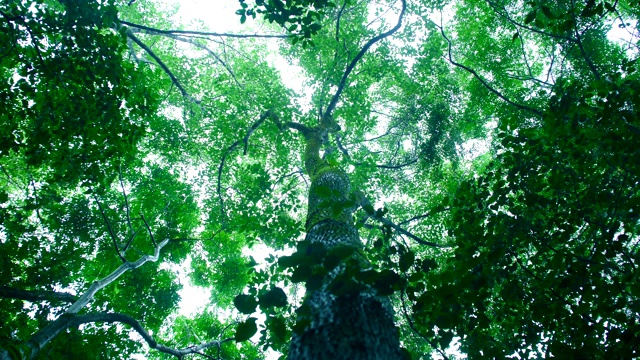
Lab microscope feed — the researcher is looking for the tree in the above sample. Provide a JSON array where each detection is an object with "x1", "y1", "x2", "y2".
[{"x1": 1, "y1": 0, "x2": 639, "y2": 359}]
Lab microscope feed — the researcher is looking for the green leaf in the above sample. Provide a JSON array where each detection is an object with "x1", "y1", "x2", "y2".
[
  {"x1": 312, "y1": 185, "x2": 333, "y2": 198},
  {"x1": 305, "y1": 274, "x2": 324, "y2": 291},
  {"x1": 233, "y1": 294, "x2": 258, "y2": 314},
  {"x1": 524, "y1": 10, "x2": 536, "y2": 24},
  {"x1": 438, "y1": 330, "x2": 454, "y2": 348},
  {"x1": 540, "y1": 5, "x2": 554, "y2": 19},
  {"x1": 399, "y1": 250, "x2": 415, "y2": 272},
  {"x1": 268, "y1": 316, "x2": 287, "y2": 345},
  {"x1": 258, "y1": 287, "x2": 288, "y2": 308},
  {"x1": 308, "y1": 23, "x2": 322, "y2": 33},
  {"x1": 363, "y1": 203, "x2": 375, "y2": 215},
  {"x1": 235, "y1": 317, "x2": 258, "y2": 342}
]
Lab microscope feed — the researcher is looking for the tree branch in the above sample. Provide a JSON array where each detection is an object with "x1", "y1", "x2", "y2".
[
  {"x1": 65, "y1": 239, "x2": 170, "y2": 314},
  {"x1": 125, "y1": 29, "x2": 196, "y2": 101},
  {"x1": 376, "y1": 159, "x2": 418, "y2": 169},
  {"x1": 485, "y1": 0, "x2": 576, "y2": 42},
  {"x1": 118, "y1": 165, "x2": 134, "y2": 236},
  {"x1": 358, "y1": 195, "x2": 446, "y2": 248},
  {"x1": 120, "y1": 20, "x2": 290, "y2": 39},
  {"x1": 398, "y1": 211, "x2": 434, "y2": 226},
  {"x1": 0, "y1": 286, "x2": 77, "y2": 303},
  {"x1": 570, "y1": 0, "x2": 601, "y2": 80},
  {"x1": 92, "y1": 193, "x2": 126, "y2": 263},
  {"x1": 217, "y1": 110, "x2": 279, "y2": 218},
  {"x1": 437, "y1": 23, "x2": 543, "y2": 116},
  {"x1": 323, "y1": 0, "x2": 407, "y2": 119},
  {"x1": 4, "y1": 312, "x2": 233, "y2": 360},
  {"x1": 140, "y1": 214, "x2": 157, "y2": 247}
]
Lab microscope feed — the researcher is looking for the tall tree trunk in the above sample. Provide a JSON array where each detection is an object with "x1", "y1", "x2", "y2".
[{"x1": 286, "y1": 117, "x2": 403, "y2": 360}]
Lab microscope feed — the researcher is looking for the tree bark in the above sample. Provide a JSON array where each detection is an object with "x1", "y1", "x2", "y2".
[{"x1": 287, "y1": 118, "x2": 402, "y2": 360}]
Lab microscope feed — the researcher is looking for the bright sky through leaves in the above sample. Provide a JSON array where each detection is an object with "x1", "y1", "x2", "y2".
[{"x1": 1, "y1": 0, "x2": 639, "y2": 358}]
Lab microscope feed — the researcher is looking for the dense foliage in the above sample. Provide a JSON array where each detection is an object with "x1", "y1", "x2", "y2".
[{"x1": 1, "y1": 0, "x2": 638, "y2": 358}]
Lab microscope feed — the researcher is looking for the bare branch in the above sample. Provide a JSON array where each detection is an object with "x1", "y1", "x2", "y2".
[
  {"x1": 376, "y1": 159, "x2": 417, "y2": 169},
  {"x1": 169, "y1": 34, "x2": 242, "y2": 87},
  {"x1": 358, "y1": 194, "x2": 446, "y2": 248},
  {"x1": 122, "y1": 226, "x2": 143, "y2": 254},
  {"x1": 336, "y1": 134, "x2": 417, "y2": 169},
  {"x1": 140, "y1": 214, "x2": 157, "y2": 247},
  {"x1": 398, "y1": 211, "x2": 434, "y2": 226}
]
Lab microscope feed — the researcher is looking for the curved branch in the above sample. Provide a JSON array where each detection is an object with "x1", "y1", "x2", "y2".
[
  {"x1": 126, "y1": 29, "x2": 195, "y2": 101},
  {"x1": 358, "y1": 195, "x2": 446, "y2": 248},
  {"x1": 0, "y1": 286, "x2": 77, "y2": 303},
  {"x1": 437, "y1": 24, "x2": 543, "y2": 116},
  {"x1": 485, "y1": 0, "x2": 576, "y2": 42},
  {"x1": 217, "y1": 110, "x2": 279, "y2": 218},
  {"x1": 5, "y1": 312, "x2": 233, "y2": 360},
  {"x1": 65, "y1": 239, "x2": 170, "y2": 314},
  {"x1": 400, "y1": 290, "x2": 450, "y2": 360},
  {"x1": 120, "y1": 20, "x2": 290, "y2": 39},
  {"x1": 323, "y1": 0, "x2": 407, "y2": 118}
]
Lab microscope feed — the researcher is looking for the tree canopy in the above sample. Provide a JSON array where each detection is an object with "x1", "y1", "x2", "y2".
[{"x1": 1, "y1": 0, "x2": 639, "y2": 358}]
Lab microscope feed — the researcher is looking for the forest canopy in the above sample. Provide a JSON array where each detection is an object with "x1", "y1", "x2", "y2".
[{"x1": 1, "y1": 0, "x2": 639, "y2": 359}]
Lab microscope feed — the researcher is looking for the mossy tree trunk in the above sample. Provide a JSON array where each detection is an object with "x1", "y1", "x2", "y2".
[{"x1": 286, "y1": 117, "x2": 403, "y2": 360}]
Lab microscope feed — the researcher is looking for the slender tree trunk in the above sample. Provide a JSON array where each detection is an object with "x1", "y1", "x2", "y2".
[{"x1": 287, "y1": 118, "x2": 402, "y2": 360}]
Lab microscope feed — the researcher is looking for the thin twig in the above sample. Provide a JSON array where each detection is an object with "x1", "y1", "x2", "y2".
[
  {"x1": 118, "y1": 164, "x2": 134, "y2": 236},
  {"x1": 217, "y1": 110, "x2": 277, "y2": 218},
  {"x1": 120, "y1": 20, "x2": 291, "y2": 39},
  {"x1": 92, "y1": 193, "x2": 127, "y2": 263},
  {"x1": 437, "y1": 21, "x2": 543, "y2": 116},
  {"x1": 126, "y1": 29, "x2": 195, "y2": 101},
  {"x1": 324, "y1": 0, "x2": 407, "y2": 118},
  {"x1": 400, "y1": 290, "x2": 450, "y2": 360},
  {"x1": 129, "y1": 29, "x2": 242, "y2": 87},
  {"x1": 140, "y1": 214, "x2": 157, "y2": 247},
  {"x1": 24, "y1": 311, "x2": 234, "y2": 359}
]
